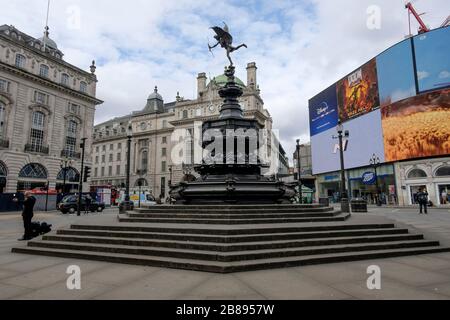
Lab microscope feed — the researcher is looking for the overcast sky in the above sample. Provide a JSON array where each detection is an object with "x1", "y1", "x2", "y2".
[{"x1": 1, "y1": 0, "x2": 448, "y2": 161}]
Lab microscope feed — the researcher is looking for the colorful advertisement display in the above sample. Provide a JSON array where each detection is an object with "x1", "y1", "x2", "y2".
[
  {"x1": 414, "y1": 26, "x2": 450, "y2": 93},
  {"x1": 309, "y1": 84, "x2": 339, "y2": 136},
  {"x1": 311, "y1": 109, "x2": 385, "y2": 175},
  {"x1": 337, "y1": 58, "x2": 380, "y2": 122},
  {"x1": 377, "y1": 38, "x2": 416, "y2": 107},
  {"x1": 381, "y1": 89, "x2": 450, "y2": 162}
]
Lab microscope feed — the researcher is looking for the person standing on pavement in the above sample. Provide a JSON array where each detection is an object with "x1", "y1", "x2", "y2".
[
  {"x1": 417, "y1": 188, "x2": 429, "y2": 214},
  {"x1": 84, "y1": 195, "x2": 91, "y2": 214},
  {"x1": 13, "y1": 191, "x2": 36, "y2": 240},
  {"x1": 442, "y1": 190, "x2": 448, "y2": 205}
]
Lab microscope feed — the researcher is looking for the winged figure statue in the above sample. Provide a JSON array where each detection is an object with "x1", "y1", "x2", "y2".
[{"x1": 208, "y1": 22, "x2": 247, "y2": 66}]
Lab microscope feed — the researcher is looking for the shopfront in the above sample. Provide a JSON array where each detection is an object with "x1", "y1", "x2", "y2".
[
  {"x1": 395, "y1": 157, "x2": 450, "y2": 207},
  {"x1": 348, "y1": 164, "x2": 397, "y2": 205},
  {"x1": 316, "y1": 171, "x2": 344, "y2": 203}
]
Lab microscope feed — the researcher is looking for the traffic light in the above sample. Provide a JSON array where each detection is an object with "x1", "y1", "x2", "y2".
[{"x1": 83, "y1": 166, "x2": 91, "y2": 182}]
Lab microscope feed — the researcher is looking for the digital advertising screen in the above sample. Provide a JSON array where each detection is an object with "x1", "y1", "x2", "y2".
[
  {"x1": 414, "y1": 26, "x2": 450, "y2": 93},
  {"x1": 377, "y1": 38, "x2": 417, "y2": 107},
  {"x1": 309, "y1": 84, "x2": 339, "y2": 137},
  {"x1": 381, "y1": 88, "x2": 450, "y2": 162},
  {"x1": 311, "y1": 109, "x2": 385, "y2": 175},
  {"x1": 337, "y1": 58, "x2": 380, "y2": 122}
]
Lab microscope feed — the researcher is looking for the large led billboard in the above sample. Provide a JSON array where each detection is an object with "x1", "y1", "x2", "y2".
[
  {"x1": 311, "y1": 109, "x2": 385, "y2": 175},
  {"x1": 377, "y1": 38, "x2": 416, "y2": 107},
  {"x1": 337, "y1": 58, "x2": 380, "y2": 122},
  {"x1": 414, "y1": 26, "x2": 450, "y2": 93},
  {"x1": 310, "y1": 26, "x2": 450, "y2": 175},
  {"x1": 309, "y1": 84, "x2": 339, "y2": 136},
  {"x1": 382, "y1": 89, "x2": 450, "y2": 162}
]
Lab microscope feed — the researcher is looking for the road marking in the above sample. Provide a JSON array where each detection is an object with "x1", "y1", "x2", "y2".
[{"x1": 391, "y1": 209, "x2": 400, "y2": 213}]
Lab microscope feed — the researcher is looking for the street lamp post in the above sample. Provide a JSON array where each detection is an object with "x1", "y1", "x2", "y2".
[
  {"x1": 296, "y1": 139, "x2": 303, "y2": 204},
  {"x1": 60, "y1": 158, "x2": 73, "y2": 195},
  {"x1": 120, "y1": 124, "x2": 134, "y2": 213},
  {"x1": 333, "y1": 121, "x2": 350, "y2": 213},
  {"x1": 370, "y1": 153, "x2": 382, "y2": 206}
]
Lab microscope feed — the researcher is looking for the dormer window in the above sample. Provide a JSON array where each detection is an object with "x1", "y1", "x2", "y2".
[
  {"x1": 61, "y1": 73, "x2": 69, "y2": 86},
  {"x1": 80, "y1": 81, "x2": 87, "y2": 93},
  {"x1": 15, "y1": 54, "x2": 26, "y2": 69},
  {"x1": 39, "y1": 64, "x2": 49, "y2": 78}
]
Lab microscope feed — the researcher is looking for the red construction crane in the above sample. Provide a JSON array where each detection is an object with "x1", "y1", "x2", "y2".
[{"x1": 405, "y1": 2, "x2": 430, "y2": 34}]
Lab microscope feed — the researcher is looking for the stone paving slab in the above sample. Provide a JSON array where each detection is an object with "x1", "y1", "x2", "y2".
[
  {"x1": 234, "y1": 269, "x2": 352, "y2": 300},
  {"x1": 0, "y1": 207, "x2": 450, "y2": 300}
]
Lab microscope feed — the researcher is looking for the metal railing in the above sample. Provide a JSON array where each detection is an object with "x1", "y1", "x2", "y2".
[
  {"x1": 0, "y1": 139, "x2": 9, "y2": 149},
  {"x1": 61, "y1": 150, "x2": 81, "y2": 159},
  {"x1": 25, "y1": 144, "x2": 49, "y2": 154}
]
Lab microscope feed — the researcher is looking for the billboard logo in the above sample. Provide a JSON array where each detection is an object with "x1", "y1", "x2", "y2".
[
  {"x1": 333, "y1": 139, "x2": 349, "y2": 154},
  {"x1": 316, "y1": 102, "x2": 329, "y2": 116},
  {"x1": 362, "y1": 172, "x2": 376, "y2": 185},
  {"x1": 348, "y1": 69, "x2": 362, "y2": 87}
]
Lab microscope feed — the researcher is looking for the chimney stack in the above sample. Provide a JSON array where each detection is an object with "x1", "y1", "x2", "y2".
[
  {"x1": 197, "y1": 72, "x2": 207, "y2": 98},
  {"x1": 246, "y1": 62, "x2": 257, "y2": 89}
]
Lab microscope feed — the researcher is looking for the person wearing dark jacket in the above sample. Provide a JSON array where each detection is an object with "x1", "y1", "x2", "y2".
[
  {"x1": 13, "y1": 191, "x2": 36, "y2": 240},
  {"x1": 417, "y1": 188, "x2": 429, "y2": 215}
]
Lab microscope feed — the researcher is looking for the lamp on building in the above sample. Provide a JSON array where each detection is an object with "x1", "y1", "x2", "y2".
[
  {"x1": 60, "y1": 158, "x2": 73, "y2": 195},
  {"x1": 369, "y1": 153, "x2": 382, "y2": 206},
  {"x1": 333, "y1": 120, "x2": 350, "y2": 213},
  {"x1": 119, "y1": 123, "x2": 134, "y2": 213}
]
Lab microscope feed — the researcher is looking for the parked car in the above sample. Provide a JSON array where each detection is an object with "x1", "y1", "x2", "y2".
[{"x1": 58, "y1": 195, "x2": 105, "y2": 214}]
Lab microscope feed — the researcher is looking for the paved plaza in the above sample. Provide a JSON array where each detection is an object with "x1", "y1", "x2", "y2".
[{"x1": 0, "y1": 207, "x2": 450, "y2": 300}]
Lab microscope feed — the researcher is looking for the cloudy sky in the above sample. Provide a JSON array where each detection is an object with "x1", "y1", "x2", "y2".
[{"x1": 1, "y1": 0, "x2": 448, "y2": 161}]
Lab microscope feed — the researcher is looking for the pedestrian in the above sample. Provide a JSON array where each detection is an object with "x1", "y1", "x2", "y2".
[
  {"x1": 417, "y1": 188, "x2": 429, "y2": 214},
  {"x1": 13, "y1": 191, "x2": 36, "y2": 241},
  {"x1": 442, "y1": 190, "x2": 447, "y2": 205},
  {"x1": 84, "y1": 195, "x2": 91, "y2": 214}
]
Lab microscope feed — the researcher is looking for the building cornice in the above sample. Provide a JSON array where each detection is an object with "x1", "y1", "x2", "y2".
[
  {"x1": 0, "y1": 61, "x2": 103, "y2": 105},
  {"x1": 0, "y1": 34, "x2": 96, "y2": 81}
]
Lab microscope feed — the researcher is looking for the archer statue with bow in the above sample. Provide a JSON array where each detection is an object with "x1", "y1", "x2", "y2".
[{"x1": 208, "y1": 22, "x2": 247, "y2": 66}]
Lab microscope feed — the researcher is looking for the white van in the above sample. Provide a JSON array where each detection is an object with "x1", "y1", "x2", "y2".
[{"x1": 117, "y1": 189, "x2": 156, "y2": 206}]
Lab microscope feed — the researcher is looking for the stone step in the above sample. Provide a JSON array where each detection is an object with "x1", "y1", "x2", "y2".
[
  {"x1": 25, "y1": 239, "x2": 439, "y2": 262},
  {"x1": 58, "y1": 228, "x2": 409, "y2": 244},
  {"x1": 12, "y1": 246, "x2": 450, "y2": 273},
  {"x1": 43, "y1": 233, "x2": 425, "y2": 252},
  {"x1": 126, "y1": 211, "x2": 339, "y2": 219},
  {"x1": 118, "y1": 213, "x2": 352, "y2": 225},
  {"x1": 137, "y1": 204, "x2": 326, "y2": 211},
  {"x1": 132, "y1": 207, "x2": 334, "y2": 214},
  {"x1": 69, "y1": 223, "x2": 396, "y2": 235}
]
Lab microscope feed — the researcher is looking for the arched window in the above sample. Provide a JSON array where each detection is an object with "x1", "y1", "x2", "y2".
[
  {"x1": 15, "y1": 54, "x2": 26, "y2": 68},
  {"x1": 61, "y1": 73, "x2": 69, "y2": 86},
  {"x1": 29, "y1": 111, "x2": 45, "y2": 152},
  {"x1": 135, "y1": 178, "x2": 148, "y2": 187},
  {"x1": 182, "y1": 110, "x2": 188, "y2": 119},
  {"x1": 435, "y1": 166, "x2": 450, "y2": 177},
  {"x1": 0, "y1": 102, "x2": 5, "y2": 139},
  {"x1": 407, "y1": 168, "x2": 427, "y2": 179},
  {"x1": 80, "y1": 81, "x2": 87, "y2": 93},
  {"x1": 57, "y1": 167, "x2": 80, "y2": 182},
  {"x1": 19, "y1": 163, "x2": 47, "y2": 179},
  {"x1": 39, "y1": 64, "x2": 49, "y2": 78}
]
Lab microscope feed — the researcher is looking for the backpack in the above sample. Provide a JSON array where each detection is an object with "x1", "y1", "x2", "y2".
[{"x1": 418, "y1": 193, "x2": 428, "y2": 203}]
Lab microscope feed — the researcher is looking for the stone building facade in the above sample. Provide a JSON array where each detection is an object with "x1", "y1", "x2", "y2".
[
  {"x1": 0, "y1": 25, "x2": 103, "y2": 194},
  {"x1": 92, "y1": 62, "x2": 289, "y2": 198}
]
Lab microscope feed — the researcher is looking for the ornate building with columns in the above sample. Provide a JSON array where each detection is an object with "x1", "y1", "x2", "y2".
[
  {"x1": 0, "y1": 24, "x2": 103, "y2": 194},
  {"x1": 91, "y1": 62, "x2": 289, "y2": 199}
]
